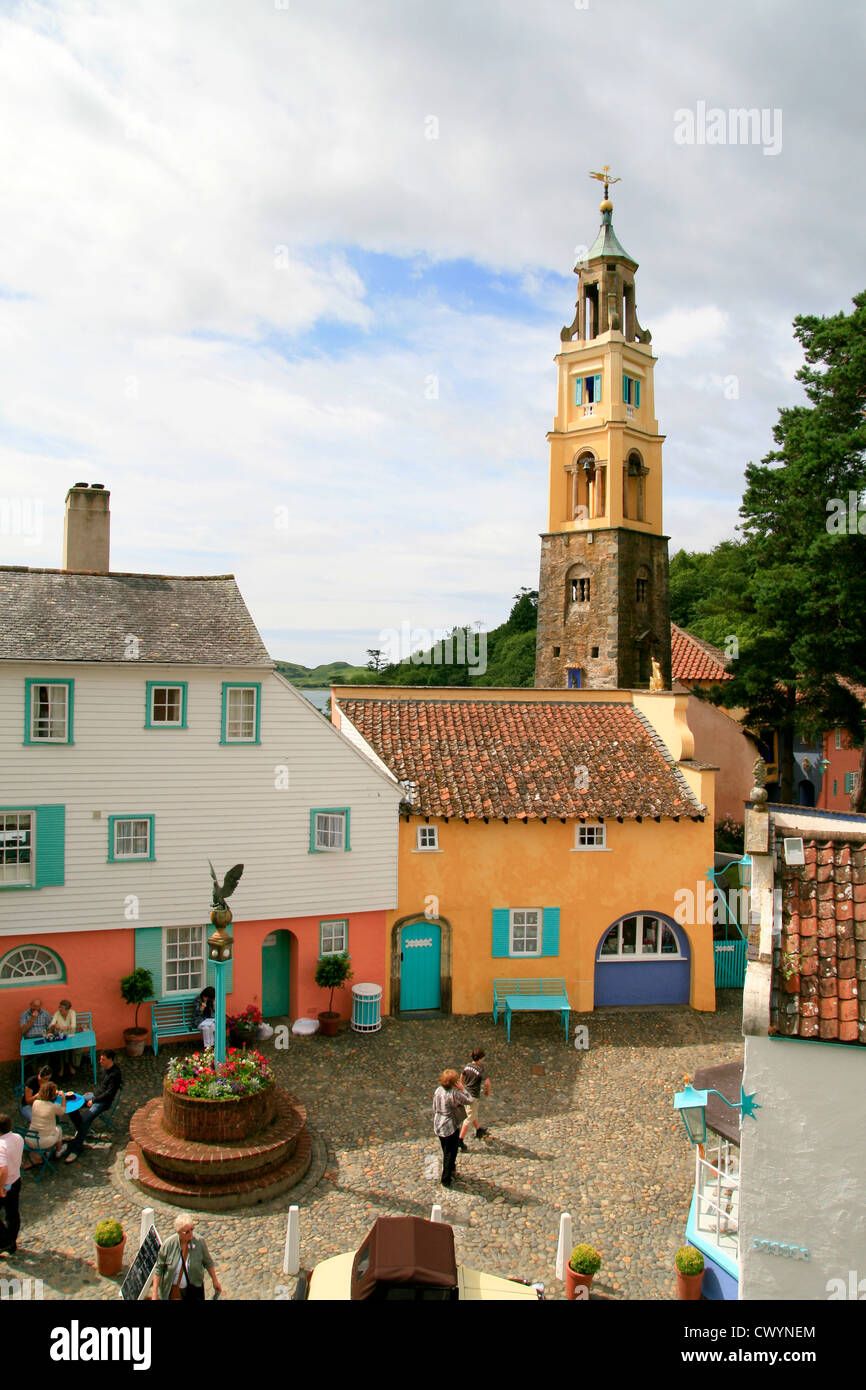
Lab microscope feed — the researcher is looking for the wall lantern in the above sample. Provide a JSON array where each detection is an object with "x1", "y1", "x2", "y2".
[{"x1": 673, "y1": 1074, "x2": 760, "y2": 1145}]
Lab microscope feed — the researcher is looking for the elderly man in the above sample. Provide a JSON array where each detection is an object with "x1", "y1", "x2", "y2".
[{"x1": 19, "y1": 999, "x2": 52, "y2": 1040}]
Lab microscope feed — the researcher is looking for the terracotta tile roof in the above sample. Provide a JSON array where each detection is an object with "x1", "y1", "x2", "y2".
[
  {"x1": 0, "y1": 567, "x2": 272, "y2": 665},
  {"x1": 337, "y1": 696, "x2": 704, "y2": 821},
  {"x1": 773, "y1": 837, "x2": 865, "y2": 1045},
  {"x1": 671, "y1": 623, "x2": 731, "y2": 685}
]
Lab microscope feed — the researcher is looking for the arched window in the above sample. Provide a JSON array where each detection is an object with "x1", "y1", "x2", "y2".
[
  {"x1": 570, "y1": 450, "x2": 606, "y2": 522},
  {"x1": 0, "y1": 943, "x2": 66, "y2": 987},
  {"x1": 598, "y1": 915, "x2": 682, "y2": 959},
  {"x1": 566, "y1": 563, "x2": 592, "y2": 613},
  {"x1": 623, "y1": 450, "x2": 647, "y2": 522}
]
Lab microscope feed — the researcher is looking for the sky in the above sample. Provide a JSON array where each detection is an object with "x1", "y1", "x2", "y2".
[{"x1": 0, "y1": 0, "x2": 863, "y2": 667}]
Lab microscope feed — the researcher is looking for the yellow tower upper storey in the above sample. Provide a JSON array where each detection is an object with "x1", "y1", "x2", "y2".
[{"x1": 547, "y1": 183, "x2": 666, "y2": 538}]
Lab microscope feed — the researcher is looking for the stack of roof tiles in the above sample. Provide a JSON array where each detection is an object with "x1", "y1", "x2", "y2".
[
  {"x1": 337, "y1": 697, "x2": 704, "y2": 821},
  {"x1": 671, "y1": 623, "x2": 731, "y2": 685},
  {"x1": 773, "y1": 838, "x2": 865, "y2": 1044}
]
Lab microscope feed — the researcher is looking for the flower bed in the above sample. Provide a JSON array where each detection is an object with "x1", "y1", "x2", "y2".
[{"x1": 166, "y1": 1047, "x2": 272, "y2": 1100}]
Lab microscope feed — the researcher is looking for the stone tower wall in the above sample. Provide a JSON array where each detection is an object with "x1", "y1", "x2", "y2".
[{"x1": 534, "y1": 527, "x2": 671, "y2": 689}]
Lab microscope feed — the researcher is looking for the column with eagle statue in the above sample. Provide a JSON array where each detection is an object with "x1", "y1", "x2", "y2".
[{"x1": 207, "y1": 860, "x2": 244, "y2": 1065}]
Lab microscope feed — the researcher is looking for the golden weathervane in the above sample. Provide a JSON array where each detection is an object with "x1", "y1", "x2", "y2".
[{"x1": 589, "y1": 165, "x2": 621, "y2": 201}]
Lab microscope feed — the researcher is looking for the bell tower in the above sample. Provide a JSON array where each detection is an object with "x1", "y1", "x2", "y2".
[{"x1": 534, "y1": 168, "x2": 672, "y2": 690}]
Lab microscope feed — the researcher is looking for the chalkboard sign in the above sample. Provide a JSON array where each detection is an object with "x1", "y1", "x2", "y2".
[{"x1": 120, "y1": 1225, "x2": 162, "y2": 1301}]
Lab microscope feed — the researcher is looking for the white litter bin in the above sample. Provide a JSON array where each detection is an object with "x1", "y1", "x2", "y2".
[{"x1": 351, "y1": 983, "x2": 383, "y2": 1034}]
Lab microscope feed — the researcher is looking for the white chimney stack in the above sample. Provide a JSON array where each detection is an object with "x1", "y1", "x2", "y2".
[{"x1": 62, "y1": 483, "x2": 110, "y2": 572}]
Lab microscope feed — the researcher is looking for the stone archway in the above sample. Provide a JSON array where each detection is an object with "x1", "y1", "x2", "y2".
[{"x1": 390, "y1": 913, "x2": 452, "y2": 1016}]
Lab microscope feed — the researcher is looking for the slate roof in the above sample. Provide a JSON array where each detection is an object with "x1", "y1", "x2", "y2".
[
  {"x1": 0, "y1": 567, "x2": 272, "y2": 666},
  {"x1": 337, "y1": 696, "x2": 705, "y2": 821},
  {"x1": 772, "y1": 837, "x2": 865, "y2": 1045},
  {"x1": 671, "y1": 624, "x2": 731, "y2": 685}
]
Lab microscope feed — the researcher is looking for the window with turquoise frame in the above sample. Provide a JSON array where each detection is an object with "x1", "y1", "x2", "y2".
[
  {"x1": 0, "y1": 943, "x2": 66, "y2": 987},
  {"x1": 220, "y1": 683, "x2": 261, "y2": 743},
  {"x1": 574, "y1": 373, "x2": 602, "y2": 407},
  {"x1": 310, "y1": 808, "x2": 351, "y2": 852},
  {"x1": 319, "y1": 919, "x2": 348, "y2": 956},
  {"x1": 24, "y1": 678, "x2": 74, "y2": 744},
  {"x1": 108, "y1": 815, "x2": 155, "y2": 862},
  {"x1": 146, "y1": 682, "x2": 188, "y2": 728},
  {"x1": 623, "y1": 374, "x2": 641, "y2": 407}
]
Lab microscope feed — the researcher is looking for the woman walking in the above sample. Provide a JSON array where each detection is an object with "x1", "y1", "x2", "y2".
[
  {"x1": 150, "y1": 1213, "x2": 222, "y2": 1300},
  {"x1": 432, "y1": 1069, "x2": 471, "y2": 1188}
]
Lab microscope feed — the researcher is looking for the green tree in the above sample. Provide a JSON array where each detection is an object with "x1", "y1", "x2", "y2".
[{"x1": 710, "y1": 291, "x2": 866, "y2": 802}]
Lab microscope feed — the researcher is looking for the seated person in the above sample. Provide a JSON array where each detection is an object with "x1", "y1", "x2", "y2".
[
  {"x1": 48, "y1": 999, "x2": 80, "y2": 1079},
  {"x1": 24, "y1": 1081, "x2": 68, "y2": 1165},
  {"x1": 19, "y1": 999, "x2": 52, "y2": 1040},
  {"x1": 64, "y1": 1051, "x2": 122, "y2": 1163},
  {"x1": 192, "y1": 987, "x2": 216, "y2": 1050},
  {"x1": 20, "y1": 1065, "x2": 53, "y2": 1124}
]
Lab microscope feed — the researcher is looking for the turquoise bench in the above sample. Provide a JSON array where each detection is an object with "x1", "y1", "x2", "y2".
[
  {"x1": 492, "y1": 978, "x2": 571, "y2": 1044},
  {"x1": 151, "y1": 1000, "x2": 200, "y2": 1057}
]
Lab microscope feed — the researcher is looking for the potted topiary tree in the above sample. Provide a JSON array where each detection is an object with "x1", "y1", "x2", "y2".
[
  {"x1": 94, "y1": 1218, "x2": 126, "y2": 1276},
  {"x1": 675, "y1": 1245, "x2": 705, "y2": 1300},
  {"x1": 120, "y1": 967, "x2": 154, "y2": 1058},
  {"x1": 566, "y1": 1243, "x2": 601, "y2": 1300},
  {"x1": 315, "y1": 952, "x2": 353, "y2": 1036}
]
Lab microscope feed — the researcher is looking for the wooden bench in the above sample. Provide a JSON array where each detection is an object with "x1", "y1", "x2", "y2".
[
  {"x1": 492, "y1": 978, "x2": 571, "y2": 1044},
  {"x1": 151, "y1": 1000, "x2": 200, "y2": 1056}
]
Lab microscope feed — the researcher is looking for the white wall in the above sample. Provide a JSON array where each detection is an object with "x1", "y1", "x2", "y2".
[
  {"x1": 740, "y1": 1034, "x2": 866, "y2": 1299},
  {"x1": 1, "y1": 663, "x2": 401, "y2": 934}
]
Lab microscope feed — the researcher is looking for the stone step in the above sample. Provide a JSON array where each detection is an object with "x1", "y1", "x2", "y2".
[{"x1": 127, "y1": 1128, "x2": 313, "y2": 1212}]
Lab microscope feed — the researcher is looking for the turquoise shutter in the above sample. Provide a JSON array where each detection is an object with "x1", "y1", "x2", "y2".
[
  {"x1": 635, "y1": 379, "x2": 640, "y2": 407},
  {"x1": 574, "y1": 377, "x2": 583, "y2": 406},
  {"x1": 34, "y1": 805, "x2": 65, "y2": 887},
  {"x1": 492, "y1": 909, "x2": 510, "y2": 958},
  {"x1": 541, "y1": 907, "x2": 560, "y2": 957},
  {"x1": 135, "y1": 927, "x2": 163, "y2": 999},
  {"x1": 593, "y1": 374, "x2": 601, "y2": 404},
  {"x1": 623, "y1": 373, "x2": 629, "y2": 403}
]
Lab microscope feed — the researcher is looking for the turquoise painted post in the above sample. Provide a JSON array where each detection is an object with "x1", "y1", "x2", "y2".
[{"x1": 214, "y1": 958, "x2": 228, "y2": 1065}]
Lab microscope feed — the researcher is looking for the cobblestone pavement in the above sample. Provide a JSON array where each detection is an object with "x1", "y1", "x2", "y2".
[{"x1": 0, "y1": 995, "x2": 742, "y2": 1300}]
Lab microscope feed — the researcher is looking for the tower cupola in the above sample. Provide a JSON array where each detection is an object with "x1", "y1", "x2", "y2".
[{"x1": 562, "y1": 167, "x2": 651, "y2": 345}]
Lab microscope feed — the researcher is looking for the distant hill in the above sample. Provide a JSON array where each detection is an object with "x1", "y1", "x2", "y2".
[
  {"x1": 274, "y1": 589, "x2": 539, "y2": 690},
  {"x1": 274, "y1": 659, "x2": 376, "y2": 688}
]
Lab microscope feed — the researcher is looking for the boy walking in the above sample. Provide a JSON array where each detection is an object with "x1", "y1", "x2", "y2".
[{"x1": 460, "y1": 1048, "x2": 491, "y2": 1143}]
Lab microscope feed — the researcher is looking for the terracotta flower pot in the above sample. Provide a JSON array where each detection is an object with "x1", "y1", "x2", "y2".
[
  {"x1": 230, "y1": 1026, "x2": 257, "y2": 1049},
  {"x1": 676, "y1": 1269, "x2": 704, "y2": 1300},
  {"x1": 565, "y1": 1267, "x2": 593, "y2": 1300},
  {"x1": 123, "y1": 1028, "x2": 147, "y2": 1058},
  {"x1": 96, "y1": 1235, "x2": 126, "y2": 1277},
  {"x1": 318, "y1": 1011, "x2": 340, "y2": 1037}
]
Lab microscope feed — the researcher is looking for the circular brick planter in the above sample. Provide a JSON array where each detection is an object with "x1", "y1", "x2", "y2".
[
  {"x1": 162, "y1": 1078, "x2": 276, "y2": 1143},
  {"x1": 127, "y1": 1086, "x2": 312, "y2": 1210}
]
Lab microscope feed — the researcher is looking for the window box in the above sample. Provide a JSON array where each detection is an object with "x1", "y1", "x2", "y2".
[
  {"x1": 24, "y1": 679, "x2": 74, "y2": 744},
  {"x1": 319, "y1": 918, "x2": 348, "y2": 956},
  {"x1": 146, "y1": 682, "x2": 188, "y2": 728},
  {"x1": 310, "y1": 808, "x2": 351, "y2": 853},
  {"x1": 220, "y1": 683, "x2": 261, "y2": 744},
  {"x1": 108, "y1": 815, "x2": 155, "y2": 862}
]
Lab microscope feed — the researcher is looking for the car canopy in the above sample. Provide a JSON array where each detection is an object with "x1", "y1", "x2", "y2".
[{"x1": 350, "y1": 1217, "x2": 458, "y2": 1300}]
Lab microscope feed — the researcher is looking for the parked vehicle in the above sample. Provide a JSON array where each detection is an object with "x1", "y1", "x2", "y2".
[{"x1": 297, "y1": 1215, "x2": 543, "y2": 1301}]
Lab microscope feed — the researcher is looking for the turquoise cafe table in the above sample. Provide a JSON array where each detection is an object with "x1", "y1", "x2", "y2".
[{"x1": 20, "y1": 1021, "x2": 98, "y2": 1087}]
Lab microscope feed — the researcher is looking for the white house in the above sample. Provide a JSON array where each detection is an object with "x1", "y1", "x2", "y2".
[{"x1": 0, "y1": 483, "x2": 402, "y2": 1058}]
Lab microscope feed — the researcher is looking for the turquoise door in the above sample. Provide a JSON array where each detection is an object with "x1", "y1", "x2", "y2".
[
  {"x1": 399, "y1": 922, "x2": 441, "y2": 1011},
  {"x1": 261, "y1": 930, "x2": 291, "y2": 1016}
]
